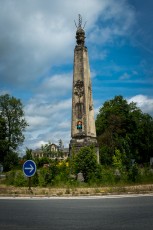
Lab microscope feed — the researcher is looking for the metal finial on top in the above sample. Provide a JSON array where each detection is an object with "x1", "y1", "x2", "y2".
[
  {"x1": 78, "y1": 14, "x2": 82, "y2": 28},
  {"x1": 74, "y1": 14, "x2": 87, "y2": 29}
]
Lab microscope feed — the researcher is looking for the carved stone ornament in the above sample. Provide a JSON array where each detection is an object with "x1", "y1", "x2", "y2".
[
  {"x1": 74, "y1": 80, "x2": 84, "y2": 98},
  {"x1": 74, "y1": 14, "x2": 86, "y2": 47},
  {"x1": 75, "y1": 102, "x2": 84, "y2": 119},
  {"x1": 89, "y1": 105, "x2": 93, "y2": 111}
]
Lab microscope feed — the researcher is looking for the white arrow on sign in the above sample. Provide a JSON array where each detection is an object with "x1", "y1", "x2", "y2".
[{"x1": 25, "y1": 164, "x2": 34, "y2": 173}]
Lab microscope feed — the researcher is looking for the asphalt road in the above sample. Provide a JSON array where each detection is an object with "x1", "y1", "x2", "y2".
[{"x1": 0, "y1": 195, "x2": 153, "y2": 230}]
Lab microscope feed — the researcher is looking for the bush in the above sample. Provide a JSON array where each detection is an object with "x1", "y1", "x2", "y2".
[
  {"x1": 6, "y1": 170, "x2": 16, "y2": 185},
  {"x1": 100, "y1": 167, "x2": 116, "y2": 185},
  {"x1": 31, "y1": 172, "x2": 39, "y2": 186},
  {"x1": 35, "y1": 157, "x2": 51, "y2": 168},
  {"x1": 138, "y1": 166, "x2": 153, "y2": 183},
  {"x1": 14, "y1": 171, "x2": 27, "y2": 186},
  {"x1": 74, "y1": 146, "x2": 99, "y2": 182},
  {"x1": 6, "y1": 170, "x2": 27, "y2": 186},
  {"x1": 99, "y1": 146, "x2": 112, "y2": 165},
  {"x1": 4, "y1": 157, "x2": 153, "y2": 187},
  {"x1": 127, "y1": 163, "x2": 140, "y2": 182},
  {"x1": 38, "y1": 168, "x2": 53, "y2": 187}
]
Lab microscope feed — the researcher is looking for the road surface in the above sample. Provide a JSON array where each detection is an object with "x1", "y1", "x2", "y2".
[{"x1": 0, "y1": 195, "x2": 153, "y2": 230}]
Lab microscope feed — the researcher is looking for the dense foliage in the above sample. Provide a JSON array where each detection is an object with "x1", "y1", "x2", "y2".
[
  {"x1": 73, "y1": 146, "x2": 100, "y2": 182},
  {"x1": 5, "y1": 160, "x2": 153, "y2": 187},
  {"x1": 3, "y1": 146, "x2": 153, "y2": 187},
  {"x1": 0, "y1": 94, "x2": 28, "y2": 170},
  {"x1": 96, "y1": 95, "x2": 153, "y2": 165},
  {"x1": 2, "y1": 95, "x2": 153, "y2": 187}
]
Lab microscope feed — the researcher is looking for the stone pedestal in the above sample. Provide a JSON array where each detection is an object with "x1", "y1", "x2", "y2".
[{"x1": 69, "y1": 137, "x2": 99, "y2": 163}]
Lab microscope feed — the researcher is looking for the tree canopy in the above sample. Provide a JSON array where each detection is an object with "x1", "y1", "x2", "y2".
[
  {"x1": 96, "y1": 95, "x2": 153, "y2": 165},
  {"x1": 0, "y1": 94, "x2": 28, "y2": 164}
]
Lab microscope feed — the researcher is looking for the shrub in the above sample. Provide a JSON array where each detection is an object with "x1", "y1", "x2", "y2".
[
  {"x1": 74, "y1": 146, "x2": 99, "y2": 182},
  {"x1": 6, "y1": 170, "x2": 27, "y2": 186},
  {"x1": 14, "y1": 170, "x2": 27, "y2": 186},
  {"x1": 38, "y1": 168, "x2": 53, "y2": 187},
  {"x1": 5, "y1": 170, "x2": 16, "y2": 185},
  {"x1": 127, "y1": 163, "x2": 140, "y2": 182},
  {"x1": 32, "y1": 172, "x2": 39, "y2": 186},
  {"x1": 138, "y1": 166, "x2": 153, "y2": 183},
  {"x1": 112, "y1": 149, "x2": 124, "y2": 171},
  {"x1": 100, "y1": 167, "x2": 116, "y2": 185}
]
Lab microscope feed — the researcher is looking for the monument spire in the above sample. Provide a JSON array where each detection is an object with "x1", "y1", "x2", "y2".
[
  {"x1": 74, "y1": 14, "x2": 86, "y2": 47},
  {"x1": 69, "y1": 15, "x2": 99, "y2": 162}
]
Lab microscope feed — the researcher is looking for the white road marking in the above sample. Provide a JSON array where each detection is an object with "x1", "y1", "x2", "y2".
[{"x1": 0, "y1": 194, "x2": 153, "y2": 200}]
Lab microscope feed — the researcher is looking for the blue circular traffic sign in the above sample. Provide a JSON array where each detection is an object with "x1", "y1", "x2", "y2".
[{"x1": 23, "y1": 160, "x2": 36, "y2": 177}]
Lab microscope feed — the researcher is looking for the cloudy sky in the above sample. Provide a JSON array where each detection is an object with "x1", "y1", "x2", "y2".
[{"x1": 0, "y1": 0, "x2": 153, "y2": 152}]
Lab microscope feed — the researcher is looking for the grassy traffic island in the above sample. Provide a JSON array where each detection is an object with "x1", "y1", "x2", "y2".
[{"x1": 1, "y1": 147, "x2": 153, "y2": 197}]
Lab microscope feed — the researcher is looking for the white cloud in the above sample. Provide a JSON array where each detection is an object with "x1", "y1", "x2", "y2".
[
  {"x1": 26, "y1": 116, "x2": 49, "y2": 128},
  {"x1": 39, "y1": 73, "x2": 72, "y2": 97},
  {"x1": 0, "y1": 0, "x2": 135, "y2": 88},
  {"x1": 128, "y1": 95, "x2": 153, "y2": 116},
  {"x1": 0, "y1": 90, "x2": 10, "y2": 96},
  {"x1": 34, "y1": 140, "x2": 48, "y2": 149},
  {"x1": 23, "y1": 95, "x2": 72, "y2": 150},
  {"x1": 88, "y1": 0, "x2": 135, "y2": 44},
  {"x1": 0, "y1": 0, "x2": 104, "y2": 87},
  {"x1": 23, "y1": 129, "x2": 70, "y2": 150},
  {"x1": 90, "y1": 71, "x2": 97, "y2": 79},
  {"x1": 58, "y1": 121, "x2": 71, "y2": 129},
  {"x1": 0, "y1": 0, "x2": 139, "y2": 153}
]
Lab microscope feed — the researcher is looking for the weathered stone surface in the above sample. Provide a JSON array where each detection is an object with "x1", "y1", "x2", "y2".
[
  {"x1": 77, "y1": 172, "x2": 84, "y2": 182},
  {"x1": 69, "y1": 17, "x2": 99, "y2": 162}
]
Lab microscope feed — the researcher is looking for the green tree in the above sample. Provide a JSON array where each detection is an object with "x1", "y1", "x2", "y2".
[
  {"x1": 0, "y1": 94, "x2": 28, "y2": 164},
  {"x1": 35, "y1": 157, "x2": 51, "y2": 168},
  {"x1": 74, "y1": 146, "x2": 100, "y2": 182},
  {"x1": 96, "y1": 95, "x2": 153, "y2": 164},
  {"x1": 25, "y1": 148, "x2": 33, "y2": 160},
  {"x1": 41, "y1": 141, "x2": 52, "y2": 157},
  {"x1": 112, "y1": 149, "x2": 124, "y2": 171},
  {"x1": 129, "y1": 112, "x2": 153, "y2": 162},
  {"x1": 58, "y1": 139, "x2": 64, "y2": 150},
  {"x1": 3, "y1": 151, "x2": 19, "y2": 171},
  {"x1": 0, "y1": 115, "x2": 7, "y2": 163}
]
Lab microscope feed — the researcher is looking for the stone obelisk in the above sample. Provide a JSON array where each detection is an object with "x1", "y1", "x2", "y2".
[{"x1": 69, "y1": 15, "x2": 99, "y2": 162}]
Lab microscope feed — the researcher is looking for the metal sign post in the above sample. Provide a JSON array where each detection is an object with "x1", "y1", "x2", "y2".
[
  {"x1": 28, "y1": 177, "x2": 32, "y2": 191},
  {"x1": 0, "y1": 164, "x2": 3, "y2": 179}
]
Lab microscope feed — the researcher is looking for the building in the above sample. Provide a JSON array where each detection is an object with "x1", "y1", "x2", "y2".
[
  {"x1": 69, "y1": 15, "x2": 99, "y2": 162},
  {"x1": 32, "y1": 143, "x2": 69, "y2": 160}
]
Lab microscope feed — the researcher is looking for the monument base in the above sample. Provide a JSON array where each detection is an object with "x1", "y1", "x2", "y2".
[{"x1": 69, "y1": 137, "x2": 99, "y2": 163}]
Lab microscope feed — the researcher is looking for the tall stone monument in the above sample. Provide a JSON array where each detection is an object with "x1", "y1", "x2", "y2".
[{"x1": 69, "y1": 15, "x2": 99, "y2": 162}]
